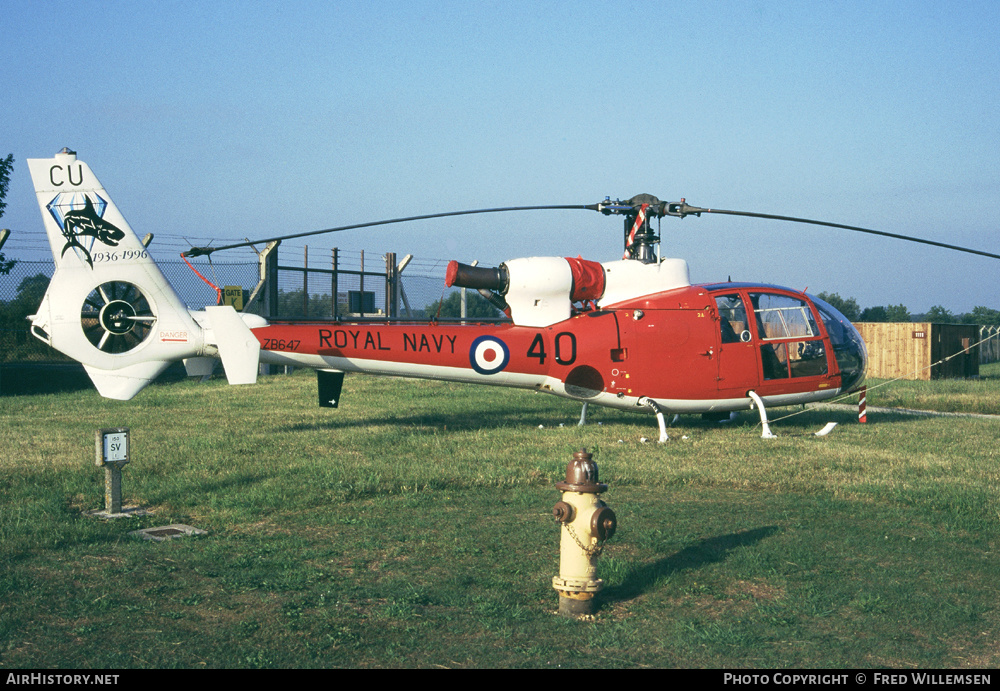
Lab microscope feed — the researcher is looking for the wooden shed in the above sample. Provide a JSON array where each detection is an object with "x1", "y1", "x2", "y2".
[{"x1": 855, "y1": 323, "x2": 980, "y2": 380}]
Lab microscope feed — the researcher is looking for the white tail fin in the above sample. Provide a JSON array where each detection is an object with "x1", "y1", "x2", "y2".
[{"x1": 26, "y1": 149, "x2": 206, "y2": 399}]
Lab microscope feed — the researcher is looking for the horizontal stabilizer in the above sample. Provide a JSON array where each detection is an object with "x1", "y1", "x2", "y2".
[
  {"x1": 204, "y1": 306, "x2": 260, "y2": 385},
  {"x1": 83, "y1": 361, "x2": 173, "y2": 400}
]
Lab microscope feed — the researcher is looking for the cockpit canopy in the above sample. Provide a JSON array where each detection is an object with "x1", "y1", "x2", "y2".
[
  {"x1": 809, "y1": 294, "x2": 868, "y2": 391},
  {"x1": 709, "y1": 284, "x2": 867, "y2": 391}
]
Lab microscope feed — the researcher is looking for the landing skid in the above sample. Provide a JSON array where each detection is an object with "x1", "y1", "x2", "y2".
[
  {"x1": 748, "y1": 391, "x2": 838, "y2": 439},
  {"x1": 638, "y1": 397, "x2": 669, "y2": 443}
]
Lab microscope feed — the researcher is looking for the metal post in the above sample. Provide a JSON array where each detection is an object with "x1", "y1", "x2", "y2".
[
  {"x1": 264, "y1": 241, "x2": 280, "y2": 319},
  {"x1": 105, "y1": 466, "x2": 123, "y2": 514},
  {"x1": 385, "y1": 252, "x2": 396, "y2": 319},
  {"x1": 359, "y1": 250, "x2": 365, "y2": 317},
  {"x1": 461, "y1": 260, "x2": 479, "y2": 325},
  {"x1": 95, "y1": 428, "x2": 130, "y2": 517},
  {"x1": 396, "y1": 254, "x2": 413, "y2": 319},
  {"x1": 332, "y1": 248, "x2": 339, "y2": 319},
  {"x1": 303, "y1": 245, "x2": 309, "y2": 318}
]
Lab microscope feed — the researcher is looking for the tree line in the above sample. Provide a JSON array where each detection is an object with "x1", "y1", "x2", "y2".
[
  {"x1": 0, "y1": 153, "x2": 16, "y2": 276},
  {"x1": 816, "y1": 292, "x2": 1000, "y2": 326}
]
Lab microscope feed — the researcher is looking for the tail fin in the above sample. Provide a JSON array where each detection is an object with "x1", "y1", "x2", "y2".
[{"x1": 26, "y1": 149, "x2": 206, "y2": 399}]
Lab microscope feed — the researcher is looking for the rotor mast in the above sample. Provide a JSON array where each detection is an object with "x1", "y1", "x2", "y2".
[{"x1": 597, "y1": 194, "x2": 679, "y2": 264}]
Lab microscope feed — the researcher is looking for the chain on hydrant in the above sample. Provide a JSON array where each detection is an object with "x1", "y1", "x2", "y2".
[{"x1": 552, "y1": 448, "x2": 617, "y2": 618}]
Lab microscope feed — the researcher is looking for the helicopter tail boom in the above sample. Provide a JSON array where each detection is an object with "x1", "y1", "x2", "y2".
[{"x1": 26, "y1": 150, "x2": 262, "y2": 399}]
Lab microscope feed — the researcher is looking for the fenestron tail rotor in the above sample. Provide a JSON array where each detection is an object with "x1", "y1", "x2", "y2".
[{"x1": 81, "y1": 281, "x2": 157, "y2": 354}]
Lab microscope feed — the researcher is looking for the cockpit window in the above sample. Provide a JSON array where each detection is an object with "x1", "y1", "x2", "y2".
[
  {"x1": 810, "y1": 294, "x2": 868, "y2": 390},
  {"x1": 715, "y1": 294, "x2": 750, "y2": 344},
  {"x1": 759, "y1": 340, "x2": 828, "y2": 379},
  {"x1": 750, "y1": 293, "x2": 819, "y2": 340},
  {"x1": 749, "y1": 293, "x2": 827, "y2": 379}
]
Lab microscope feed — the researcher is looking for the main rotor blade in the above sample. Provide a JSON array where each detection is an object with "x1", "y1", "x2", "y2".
[
  {"x1": 183, "y1": 194, "x2": 1000, "y2": 263},
  {"x1": 678, "y1": 203, "x2": 1000, "y2": 261},
  {"x1": 184, "y1": 204, "x2": 598, "y2": 257}
]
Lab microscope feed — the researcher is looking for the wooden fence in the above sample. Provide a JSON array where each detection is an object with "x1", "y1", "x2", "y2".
[{"x1": 855, "y1": 322, "x2": 984, "y2": 380}]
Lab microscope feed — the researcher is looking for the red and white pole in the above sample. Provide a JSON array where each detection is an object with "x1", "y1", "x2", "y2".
[{"x1": 858, "y1": 386, "x2": 867, "y2": 424}]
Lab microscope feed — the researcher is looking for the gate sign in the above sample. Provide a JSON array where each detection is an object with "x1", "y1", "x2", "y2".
[
  {"x1": 96, "y1": 428, "x2": 130, "y2": 467},
  {"x1": 223, "y1": 286, "x2": 244, "y2": 311}
]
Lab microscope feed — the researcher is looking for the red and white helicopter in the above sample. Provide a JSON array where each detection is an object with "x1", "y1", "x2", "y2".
[{"x1": 30, "y1": 148, "x2": 988, "y2": 440}]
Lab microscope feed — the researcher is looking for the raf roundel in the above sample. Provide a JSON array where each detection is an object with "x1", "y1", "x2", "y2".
[{"x1": 469, "y1": 335, "x2": 510, "y2": 375}]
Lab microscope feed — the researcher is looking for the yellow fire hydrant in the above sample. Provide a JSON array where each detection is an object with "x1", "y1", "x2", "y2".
[{"x1": 552, "y1": 448, "x2": 617, "y2": 617}]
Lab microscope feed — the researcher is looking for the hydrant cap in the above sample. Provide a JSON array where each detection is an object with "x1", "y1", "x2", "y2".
[{"x1": 555, "y1": 449, "x2": 608, "y2": 494}]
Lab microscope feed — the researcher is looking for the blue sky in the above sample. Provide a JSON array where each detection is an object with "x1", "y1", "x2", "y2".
[{"x1": 2, "y1": 0, "x2": 998, "y2": 313}]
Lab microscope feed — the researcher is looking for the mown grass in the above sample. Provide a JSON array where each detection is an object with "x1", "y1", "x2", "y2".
[
  {"x1": 864, "y1": 361, "x2": 1000, "y2": 415},
  {"x1": 0, "y1": 368, "x2": 997, "y2": 668}
]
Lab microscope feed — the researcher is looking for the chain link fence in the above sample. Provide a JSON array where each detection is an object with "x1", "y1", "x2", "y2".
[
  {"x1": 0, "y1": 260, "x2": 258, "y2": 363},
  {"x1": 981, "y1": 325, "x2": 1000, "y2": 364},
  {"x1": 264, "y1": 246, "x2": 501, "y2": 321},
  {"x1": 5, "y1": 253, "x2": 996, "y2": 370},
  {"x1": 1, "y1": 260, "x2": 67, "y2": 362},
  {"x1": 0, "y1": 249, "x2": 479, "y2": 365}
]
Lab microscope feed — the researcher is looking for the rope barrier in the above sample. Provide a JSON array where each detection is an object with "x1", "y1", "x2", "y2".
[{"x1": 757, "y1": 329, "x2": 999, "y2": 430}]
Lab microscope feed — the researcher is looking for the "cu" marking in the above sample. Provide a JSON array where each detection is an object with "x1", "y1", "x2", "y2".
[{"x1": 49, "y1": 164, "x2": 84, "y2": 187}]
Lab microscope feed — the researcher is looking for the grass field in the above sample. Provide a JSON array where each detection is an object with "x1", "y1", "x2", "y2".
[{"x1": 1, "y1": 366, "x2": 998, "y2": 668}]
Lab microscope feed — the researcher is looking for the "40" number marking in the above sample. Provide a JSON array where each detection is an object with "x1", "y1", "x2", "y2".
[{"x1": 527, "y1": 332, "x2": 576, "y2": 366}]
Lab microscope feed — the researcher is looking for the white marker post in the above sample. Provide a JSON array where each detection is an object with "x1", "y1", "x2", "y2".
[{"x1": 96, "y1": 428, "x2": 130, "y2": 514}]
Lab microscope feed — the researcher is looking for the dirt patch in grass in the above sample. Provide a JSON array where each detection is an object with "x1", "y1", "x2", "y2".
[{"x1": 727, "y1": 579, "x2": 784, "y2": 602}]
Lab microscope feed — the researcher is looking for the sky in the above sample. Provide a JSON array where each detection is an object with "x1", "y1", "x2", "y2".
[{"x1": 2, "y1": 0, "x2": 998, "y2": 314}]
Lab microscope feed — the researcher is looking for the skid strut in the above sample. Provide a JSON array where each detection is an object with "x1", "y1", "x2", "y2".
[
  {"x1": 747, "y1": 391, "x2": 777, "y2": 439},
  {"x1": 638, "y1": 397, "x2": 669, "y2": 443}
]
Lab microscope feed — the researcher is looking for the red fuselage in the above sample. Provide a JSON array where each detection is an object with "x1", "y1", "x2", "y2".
[{"x1": 250, "y1": 283, "x2": 867, "y2": 415}]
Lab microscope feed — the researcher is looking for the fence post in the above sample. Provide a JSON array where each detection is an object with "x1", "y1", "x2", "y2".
[
  {"x1": 461, "y1": 260, "x2": 479, "y2": 325},
  {"x1": 332, "y1": 248, "x2": 338, "y2": 319},
  {"x1": 385, "y1": 252, "x2": 396, "y2": 319},
  {"x1": 359, "y1": 250, "x2": 365, "y2": 317},
  {"x1": 983, "y1": 325, "x2": 1000, "y2": 364},
  {"x1": 396, "y1": 254, "x2": 413, "y2": 319},
  {"x1": 263, "y1": 241, "x2": 280, "y2": 319},
  {"x1": 303, "y1": 245, "x2": 309, "y2": 318}
]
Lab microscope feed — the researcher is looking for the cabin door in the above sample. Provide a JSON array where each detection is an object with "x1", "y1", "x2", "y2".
[{"x1": 713, "y1": 293, "x2": 761, "y2": 395}]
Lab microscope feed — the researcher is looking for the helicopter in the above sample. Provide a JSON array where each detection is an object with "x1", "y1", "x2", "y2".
[{"x1": 25, "y1": 149, "x2": 994, "y2": 440}]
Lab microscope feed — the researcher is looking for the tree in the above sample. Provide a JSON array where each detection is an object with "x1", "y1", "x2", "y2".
[
  {"x1": 885, "y1": 304, "x2": 911, "y2": 322},
  {"x1": 925, "y1": 305, "x2": 955, "y2": 323},
  {"x1": 964, "y1": 306, "x2": 1000, "y2": 326},
  {"x1": 0, "y1": 273, "x2": 52, "y2": 361},
  {"x1": 275, "y1": 288, "x2": 336, "y2": 318},
  {"x1": 0, "y1": 153, "x2": 15, "y2": 275},
  {"x1": 858, "y1": 306, "x2": 888, "y2": 322},
  {"x1": 859, "y1": 304, "x2": 911, "y2": 322},
  {"x1": 9, "y1": 273, "x2": 49, "y2": 308},
  {"x1": 815, "y1": 292, "x2": 860, "y2": 321},
  {"x1": 425, "y1": 291, "x2": 504, "y2": 320}
]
